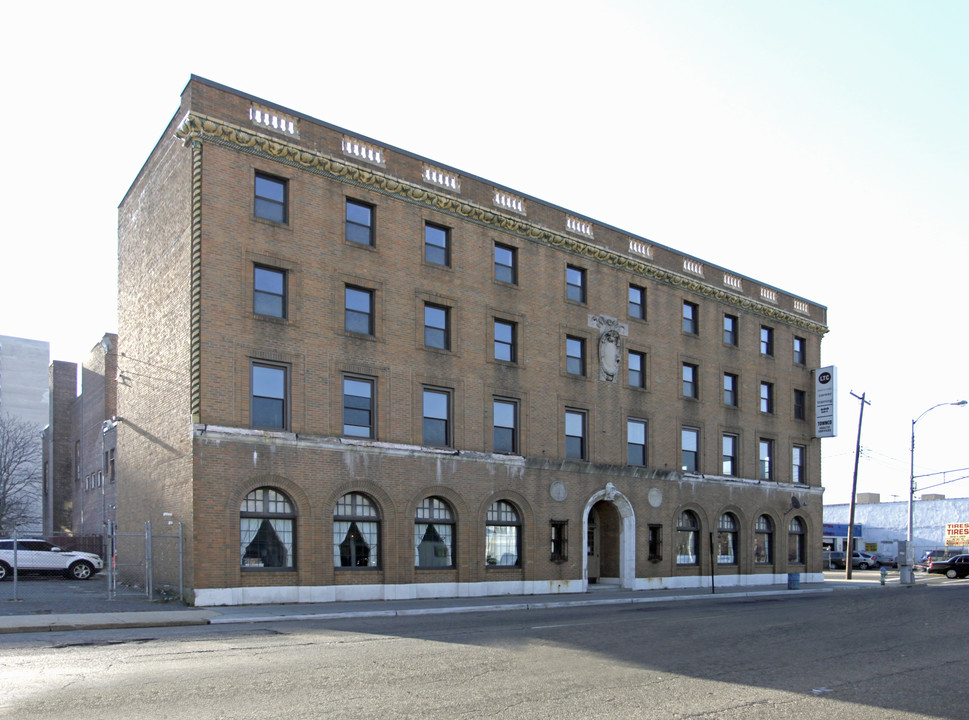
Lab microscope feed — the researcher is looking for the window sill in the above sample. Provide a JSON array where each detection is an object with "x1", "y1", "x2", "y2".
[
  {"x1": 252, "y1": 216, "x2": 291, "y2": 230},
  {"x1": 253, "y1": 313, "x2": 291, "y2": 326},
  {"x1": 343, "y1": 330, "x2": 378, "y2": 342},
  {"x1": 335, "y1": 566, "x2": 382, "y2": 572}
]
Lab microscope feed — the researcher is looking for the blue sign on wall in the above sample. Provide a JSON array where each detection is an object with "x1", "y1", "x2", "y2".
[{"x1": 823, "y1": 523, "x2": 863, "y2": 536}]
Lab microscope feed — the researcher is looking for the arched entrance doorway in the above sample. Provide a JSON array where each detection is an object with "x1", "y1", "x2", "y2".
[{"x1": 583, "y1": 483, "x2": 636, "y2": 589}]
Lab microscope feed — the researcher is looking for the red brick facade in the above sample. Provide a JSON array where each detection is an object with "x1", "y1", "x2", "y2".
[{"x1": 117, "y1": 77, "x2": 828, "y2": 606}]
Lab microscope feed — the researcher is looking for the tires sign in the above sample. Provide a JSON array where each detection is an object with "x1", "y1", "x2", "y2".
[{"x1": 945, "y1": 522, "x2": 969, "y2": 546}]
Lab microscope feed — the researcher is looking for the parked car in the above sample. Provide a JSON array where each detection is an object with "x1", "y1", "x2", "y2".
[
  {"x1": 926, "y1": 554, "x2": 969, "y2": 579},
  {"x1": 873, "y1": 552, "x2": 897, "y2": 569},
  {"x1": 824, "y1": 551, "x2": 846, "y2": 569},
  {"x1": 852, "y1": 551, "x2": 880, "y2": 569},
  {"x1": 823, "y1": 551, "x2": 878, "y2": 570},
  {"x1": 916, "y1": 549, "x2": 964, "y2": 571},
  {"x1": 0, "y1": 539, "x2": 103, "y2": 580}
]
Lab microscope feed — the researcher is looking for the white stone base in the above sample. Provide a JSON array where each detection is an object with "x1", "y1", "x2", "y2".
[{"x1": 193, "y1": 574, "x2": 819, "y2": 607}]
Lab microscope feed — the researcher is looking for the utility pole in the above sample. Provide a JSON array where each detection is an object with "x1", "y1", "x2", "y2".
[{"x1": 845, "y1": 391, "x2": 870, "y2": 580}]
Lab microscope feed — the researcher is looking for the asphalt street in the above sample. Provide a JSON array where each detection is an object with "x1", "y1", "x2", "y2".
[{"x1": 1, "y1": 578, "x2": 966, "y2": 720}]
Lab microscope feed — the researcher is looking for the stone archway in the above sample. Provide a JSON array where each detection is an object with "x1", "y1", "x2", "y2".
[{"x1": 582, "y1": 483, "x2": 636, "y2": 590}]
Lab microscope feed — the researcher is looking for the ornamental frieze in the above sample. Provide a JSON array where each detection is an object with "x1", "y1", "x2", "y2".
[{"x1": 176, "y1": 113, "x2": 827, "y2": 336}]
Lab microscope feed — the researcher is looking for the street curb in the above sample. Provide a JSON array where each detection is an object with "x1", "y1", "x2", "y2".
[
  {"x1": 207, "y1": 586, "x2": 840, "y2": 625},
  {"x1": 0, "y1": 584, "x2": 868, "y2": 635},
  {"x1": 0, "y1": 615, "x2": 212, "y2": 634}
]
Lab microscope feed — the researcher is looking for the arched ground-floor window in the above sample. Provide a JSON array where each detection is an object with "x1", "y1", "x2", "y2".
[
  {"x1": 717, "y1": 513, "x2": 738, "y2": 565},
  {"x1": 485, "y1": 500, "x2": 521, "y2": 567},
  {"x1": 415, "y1": 496, "x2": 455, "y2": 568},
  {"x1": 676, "y1": 510, "x2": 699, "y2": 565},
  {"x1": 754, "y1": 515, "x2": 774, "y2": 564},
  {"x1": 240, "y1": 487, "x2": 295, "y2": 569},
  {"x1": 334, "y1": 492, "x2": 380, "y2": 568},
  {"x1": 788, "y1": 516, "x2": 805, "y2": 564}
]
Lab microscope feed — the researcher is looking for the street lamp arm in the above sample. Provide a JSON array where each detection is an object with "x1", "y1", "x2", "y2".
[{"x1": 914, "y1": 400, "x2": 968, "y2": 428}]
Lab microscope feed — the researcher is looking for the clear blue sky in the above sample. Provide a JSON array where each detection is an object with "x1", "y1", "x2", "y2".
[{"x1": 2, "y1": 1, "x2": 966, "y2": 504}]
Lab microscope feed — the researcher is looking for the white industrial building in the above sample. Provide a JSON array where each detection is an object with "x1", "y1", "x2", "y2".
[{"x1": 825, "y1": 493, "x2": 969, "y2": 560}]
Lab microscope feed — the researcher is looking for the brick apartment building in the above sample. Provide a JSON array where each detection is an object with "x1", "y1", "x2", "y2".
[{"x1": 117, "y1": 76, "x2": 828, "y2": 606}]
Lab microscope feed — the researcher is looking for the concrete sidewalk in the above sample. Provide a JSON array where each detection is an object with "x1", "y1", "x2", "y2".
[{"x1": 0, "y1": 573, "x2": 904, "y2": 635}]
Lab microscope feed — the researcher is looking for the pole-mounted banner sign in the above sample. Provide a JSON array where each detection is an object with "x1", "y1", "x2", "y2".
[{"x1": 815, "y1": 366, "x2": 838, "y2": 438}]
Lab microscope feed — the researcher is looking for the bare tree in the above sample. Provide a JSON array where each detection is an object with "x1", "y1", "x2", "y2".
[{"x1": 0, "y1": 413, "x2": 42, "y2": 535}]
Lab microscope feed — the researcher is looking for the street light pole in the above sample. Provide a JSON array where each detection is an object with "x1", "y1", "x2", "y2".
[{"x1": 903, "y1": 400, "x2": 967, "y2": 585}]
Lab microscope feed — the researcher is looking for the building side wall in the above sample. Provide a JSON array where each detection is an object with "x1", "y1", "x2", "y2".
[{"x1": 116, "y1": 105, "x2": 195, "y2": 581}]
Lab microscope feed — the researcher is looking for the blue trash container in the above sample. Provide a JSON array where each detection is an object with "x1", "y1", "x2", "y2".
[{"x1": 787, "y1": 572, "x2": 800, "y2": 590}]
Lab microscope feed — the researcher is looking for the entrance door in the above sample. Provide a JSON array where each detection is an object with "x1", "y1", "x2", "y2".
[{"x1": 587, "y1": 507, "x2": 600, "y2": 583}]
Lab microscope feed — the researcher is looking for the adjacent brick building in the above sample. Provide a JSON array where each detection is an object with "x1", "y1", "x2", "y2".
[
  {"x1": 42, "y1": 334, "x2": 118, "y2": 537},
  {"x1": 117, "y1": 76, "x2": 828, "y2": 606}
]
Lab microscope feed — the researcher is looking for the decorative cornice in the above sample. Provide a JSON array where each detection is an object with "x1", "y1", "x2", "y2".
[{"x1": 176, "y1": 113, "x2": 828, "y2": 336}]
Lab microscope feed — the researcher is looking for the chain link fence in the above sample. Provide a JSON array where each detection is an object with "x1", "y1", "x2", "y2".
[{"x1": 0, "y1": 523, "x2": 183, "y2": 608}]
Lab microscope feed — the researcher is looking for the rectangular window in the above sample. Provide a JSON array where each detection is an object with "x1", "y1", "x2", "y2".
[
  {"x1": 629, "y1": 285, "x2": 645, "y2": 320},
  {"x1": 108, "y1": 448, "x2": 116, "y2": 483},
  {"x1": 566, "y1": 265, "x2": 586, "y2": 303},
  {"x1": 494, "y1": 243, "x2": 517, "y2": 284},
  {"x1": 346, "y1": 199, "x2": 374, "y2": 245},
  {"x1": 422, "y1": 388, "x2": 451, "y2": 447},
  {"x1": 254, "y1": 172, "x2": 287, "y2": 223},
  {"x1": 251, "y1": 362, "x2": 287, "y2": 429},
  {"x1": 254, "y1": 266, "x2": 286, "y2": 318},
  {"x1": 723, "y1": 314, "x2": 738, "y2": 345},
  {"x1": 493, "y1": 398, "x2": 519, "y2": 454},
  {"x1": 682, "y1": 426, "x2": 699, "y2": 472},
  {"x1": 683, "y1": 301, "x2": 698, "y2": 335},
  {"x1": 682, "y1": 363, "x2": 698, "y2": 399},
  {"x1": 793, "y1": 336, "x2": 806, "y2": 365},
  {"x1": 424, "y1": 222, "x2": 450, "y2": 266},
  {"x1": 648, "y1": 524, "x2": 663, "y2": 561},
  {"x1": 565, "y1": 409, "x2": 587, "y2": 460},
  {"x1": 494, "y1": 319, "x2": 517, "y2": 363},
  {"x1": 760, "y1": 326, "x2": 774, "y2": 356},
  {"x1": 550, "y1": 520, "x2": 568, "y2": 563},
  {"x1": 345, "y1": 286, "x2": 374, "y2": 335},
  {"x1": 343, "y1": 376, "x2": 375, "y2": 438},
  {"x1": 723, "y1": 372, "x2": 738, "y2": 406},
  {"x1": 424, "y1": 303, "x2": 450, "y2": 350},
  {"x1": 566, "y1": 336, "x2": 585, "y2": 376},
  {"x1": 628, "y1": 350, "x2": 645, "y2": 388},
  {"x1": 722, "y1": 433, "x2": 738, "y2": 476},
  {"x1": 794, "y1": 389, "x2": 806, "y2": 420},
  {"x1": 759, "y1": 439, "x2": 774, "y2": 480},
  {"x1": 793, "y1": 445, "x2": 806, "y2": 483},
  {"x1": 627, "y1": 419, "x2": 647, "y2": 466},
  {"x1": 760, "y1": 382, "x2": 774, "y2": 413}
]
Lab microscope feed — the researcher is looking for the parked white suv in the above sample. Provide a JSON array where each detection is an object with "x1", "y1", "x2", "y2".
[{"x1": 0, "y1": 539, "x2": 103, "y2": 580}]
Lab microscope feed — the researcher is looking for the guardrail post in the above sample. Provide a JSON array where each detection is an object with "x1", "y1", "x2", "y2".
[
  {"x1": 11, "y1": 526, "x2": 18, "y2": 601},
  {"x1": 145, "y1": 521, "x2": 153, "y2": 600},
  {"x1": 178, "y1": 522, "x2": 184, "y2": 602}
]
